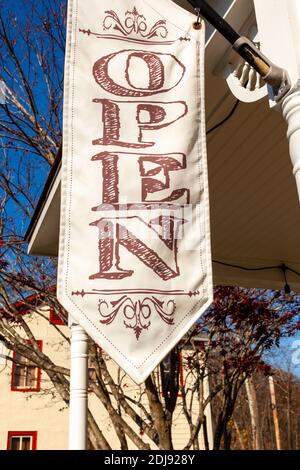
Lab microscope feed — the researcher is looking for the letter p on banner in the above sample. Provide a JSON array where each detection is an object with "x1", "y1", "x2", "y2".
[{"x1": 58, "y1": 0, "x2": 213, "y2": 384}]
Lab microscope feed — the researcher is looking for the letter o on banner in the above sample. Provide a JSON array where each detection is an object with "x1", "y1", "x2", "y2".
[{"x1": 93, "y1": 49, "x2": 186, "y2": 97}]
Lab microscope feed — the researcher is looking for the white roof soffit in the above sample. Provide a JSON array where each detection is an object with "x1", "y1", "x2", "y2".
[
  {"x1": 26, "y1": 0, "x2": 300, "y2": 292},
  {"x1": 27, "y1": 169, "x2": 61, "y2": 257}
]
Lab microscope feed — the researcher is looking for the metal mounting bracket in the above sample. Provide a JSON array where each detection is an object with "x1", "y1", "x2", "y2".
[
  {"x1": 187, "y1": 0, "x2": 291, "y2": 102},
  {"x1": 232, "y1": 37, "x2": 291, "y2": 102}
]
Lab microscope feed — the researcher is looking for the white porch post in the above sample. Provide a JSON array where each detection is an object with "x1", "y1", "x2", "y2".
[
  {"x1": 253, "y1": 0, "x2": 300, "y2": 202},
  {"x1": 282, "y1": 86, "x2": 300, "y2": 203},
  {"x1": 68, "y1": 323, "x2": 88, "y2": 450}
]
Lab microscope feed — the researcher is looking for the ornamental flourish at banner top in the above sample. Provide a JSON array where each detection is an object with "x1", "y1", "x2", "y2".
[{"x1": 58, "y1": 0, "x2": 213, "y2": 383}]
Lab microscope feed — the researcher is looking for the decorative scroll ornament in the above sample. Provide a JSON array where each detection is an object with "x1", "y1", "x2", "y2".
[
  {"x1": 59, "y1": 0, "x2": 212, "y2": 384},
  {"x1": 98, "y1": 296, "x2": 176, "y2": 340},
  {"x1": 79, "y1": 5, "x2": 191, "y2": 45},
  {"x1": 103, "y1": 7, "x2": 168, "y2": 39}
]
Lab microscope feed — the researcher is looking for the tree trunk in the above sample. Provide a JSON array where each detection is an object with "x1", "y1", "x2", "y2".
[
  {"x1": 213, "y1": 403, "x2": 233, "y2": 450},
  {"x1": 87, "y1": 410, "x2": 111, "y2": 450},
  {"x1": 269, "y1": 376, "x2": 281, "y2": 450},
  {"x1": 145, "y1": 376, "x2": 173, "y2": 450},
  {"x1": 203, "y1": 416, "x2": 210, "y2": 450},
  {"x1": 213, "y1": 414, "x2": 228, "y2": 450},
  {"x1": 213, "y1": 383, "x2": 240, "y2": 450},
  {"x1": 232, "y1": 418, "x2": 245, "y2": 450},
  {"x1": 287, "y1": 372, "x2": 293, "y2": 449},
  {"x1": 245, "y1": 377, "x2": 261, "y2": 450}
]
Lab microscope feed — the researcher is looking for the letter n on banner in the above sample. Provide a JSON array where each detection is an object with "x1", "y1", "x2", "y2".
[{"x1": 58, "y1": 0, "x2": 213, "y2": 384}]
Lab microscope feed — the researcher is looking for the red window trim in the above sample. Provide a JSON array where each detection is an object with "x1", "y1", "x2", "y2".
[
  {"x1": 161, "y1": 352, "x2": 184, "y2": 398},
  {"x1": 49, "y1": 307, "x2": 65, "y2": 325},
  {"x1": 7, "y1": 431, "x2": 37, "y2": 450},
  {"x1": 178, "y1": 352, "x2": 184, "y2": 397},
  {"x1": 11, "y1": 340, "x2": 42, "y2": 392}
]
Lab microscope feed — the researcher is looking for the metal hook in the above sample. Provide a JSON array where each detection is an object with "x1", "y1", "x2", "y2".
[{"x1": 193, "y1": 7, "x2": 202, "y2": 30}]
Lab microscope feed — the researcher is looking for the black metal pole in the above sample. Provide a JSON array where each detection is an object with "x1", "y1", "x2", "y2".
[
  {"x1": 187, "y1": 0, "x2": 240, "y2": 45},
  {"x1": 187, "y1": 0, "x2": 269, "y2": 74},
  {"x1": 186, "y1": 0, "x2": 291, "y2": 101}
]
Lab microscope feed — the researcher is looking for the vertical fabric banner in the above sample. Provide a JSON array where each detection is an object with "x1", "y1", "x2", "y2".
[{"x1": 58, "y1": 0, "x2": 213, "y2": 384}]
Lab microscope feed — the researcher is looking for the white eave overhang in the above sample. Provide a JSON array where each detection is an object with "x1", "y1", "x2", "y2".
[{"x1": 26, "y1": 164, "x2": 61, "y2": 257}]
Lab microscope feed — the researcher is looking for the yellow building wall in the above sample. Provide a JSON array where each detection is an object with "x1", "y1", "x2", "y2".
[{"x1": 0, "y1": 307, "x2": 212, "y2": 450}]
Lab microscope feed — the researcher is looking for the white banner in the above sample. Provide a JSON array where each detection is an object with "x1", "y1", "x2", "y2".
[{"x1": 58, "y1": 0, "x2": 212, "y2": 383}]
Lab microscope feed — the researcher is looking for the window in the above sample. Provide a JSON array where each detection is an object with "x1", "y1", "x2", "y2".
[
  {"x1": 11, "y1": 341, "x2": 42, "y2": 392},
  {"x1": 7, "y1": 431, "x2": 37, "y2": 450},
  {"x1": 49, "y1": 307, "x2": 65, "y2": 325}
]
